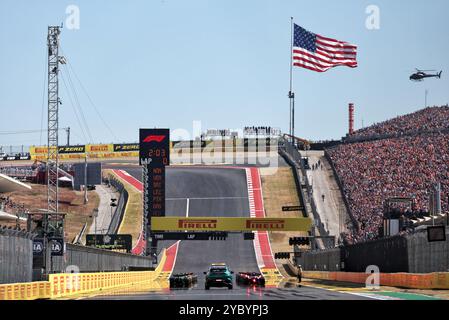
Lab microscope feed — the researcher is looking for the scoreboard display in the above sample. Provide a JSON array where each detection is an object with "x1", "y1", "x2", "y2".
[{"x1": 139, "y1": 129, "x2": 170, "y2": 166}]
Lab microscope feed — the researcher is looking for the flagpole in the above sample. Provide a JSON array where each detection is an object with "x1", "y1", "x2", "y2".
[{"x1": 289, "y1": 17, "x2": 295, "y2": 143}]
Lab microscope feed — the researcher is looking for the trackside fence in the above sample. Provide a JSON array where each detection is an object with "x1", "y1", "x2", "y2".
[
  {"x1": 0, "y1": 227, "x2": 35, "y2": 284},
  {"x1": 298, "y1": 228, "x2": 449, "y2": 274}
]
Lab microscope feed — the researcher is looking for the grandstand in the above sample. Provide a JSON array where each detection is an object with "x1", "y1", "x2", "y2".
[
  {"x1": 326, "y1": 106, "x2": 449, "y2": 244},
  {"x1": 351, "y1": 105, "x2": 449, "y2": 139}
]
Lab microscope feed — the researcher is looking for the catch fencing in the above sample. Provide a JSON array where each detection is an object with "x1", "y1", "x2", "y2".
[
  {"x1": 49, "y1": 243, "x2": 152, "y2": 274},
  {"x1": 0, "y1": 227, "x2": 35, "y2": 284}
]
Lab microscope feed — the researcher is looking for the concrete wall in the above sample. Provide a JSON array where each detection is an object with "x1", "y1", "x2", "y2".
[
  {"x1": 37, "y1": 243, "x2": 153, "y2": 275},
  {"x1": 0, "y1": 227, "x2": 34, "y2": 284},
  {"x1": 407, "y1": 228, "x2": 449, "y2": 273},
  {"x1": 299, "y1": 227, "x2": 449, "y2": 273},
  {"x1": 296, "y1": 248, "x2": 341, "y2": 272}
]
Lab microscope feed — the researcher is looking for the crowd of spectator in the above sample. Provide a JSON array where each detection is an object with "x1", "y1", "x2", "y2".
[
  {"x1": 0, "y1": 196, "x2": 29, "y2": 215},
  {"x1": 327, "y1": 131, "x2": 449, "y2": 244},
  {"x1": 352, "y1": 105, "x2": 449, "y2": 139}
]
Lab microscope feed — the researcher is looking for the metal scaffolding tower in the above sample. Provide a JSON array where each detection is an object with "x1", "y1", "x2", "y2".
[{"x1": 47, "y1": 26, "x2": 63, "y2": 213}]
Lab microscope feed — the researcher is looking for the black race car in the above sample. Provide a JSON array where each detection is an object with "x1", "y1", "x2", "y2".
[
  {"x1": 236, "y1": 272, "x2": 265, "y2": 287},
  {"x1": 169, "y1": 273, "x2": 198, "y2": 288}
]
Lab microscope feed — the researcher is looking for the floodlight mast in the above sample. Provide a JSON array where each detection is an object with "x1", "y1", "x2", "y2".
[{"x1": 47, "y1": 25, "x2": 62, "y2": 214}]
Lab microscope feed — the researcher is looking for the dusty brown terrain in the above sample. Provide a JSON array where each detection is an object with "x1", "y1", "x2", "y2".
[{"x1": 2, "y1": 184, "x2": 99, "y2": 242}]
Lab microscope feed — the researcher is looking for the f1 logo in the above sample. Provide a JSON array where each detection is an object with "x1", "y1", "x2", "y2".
[{"x1": 143, "y1": 135, "x2": 166, "y2": 143}]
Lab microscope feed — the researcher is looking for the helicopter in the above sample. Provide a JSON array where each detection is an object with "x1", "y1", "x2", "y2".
[{"x1": 410, "y1": 69, "x2": 442, "y2": 82}]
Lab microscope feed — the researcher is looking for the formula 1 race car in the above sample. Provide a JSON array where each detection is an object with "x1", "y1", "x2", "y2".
[
  {"x1": 169, "y1": 273, "x2": 198, "y2": 288},
  {"x1": 236, "y1": 272, "x2": 265, "y2": 287}
]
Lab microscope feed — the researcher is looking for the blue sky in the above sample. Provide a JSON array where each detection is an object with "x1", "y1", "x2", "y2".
[{"x1": 0, "y1": 0, "x2": 448, "y2": 147}]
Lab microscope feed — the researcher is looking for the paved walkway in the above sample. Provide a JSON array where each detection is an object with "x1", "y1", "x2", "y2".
[
  {"x1": 303, "y1": 151, "x2": 350, "y2": 239},
  {"x1": 89, "y1": 184, "x2": 119, "y2": 235}
]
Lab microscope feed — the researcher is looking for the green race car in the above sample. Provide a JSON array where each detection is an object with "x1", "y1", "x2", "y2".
[{"x1": 204, "y1": 263, "x2": 234, "y2": 290}]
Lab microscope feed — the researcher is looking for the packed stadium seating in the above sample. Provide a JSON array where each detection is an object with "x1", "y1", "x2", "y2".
[
  {"x1": 327, "y1": 106, "x2": 449, "y2": 244},
  {"x1": 351, "y1": 105, "x2": 449, "y2": 139}
]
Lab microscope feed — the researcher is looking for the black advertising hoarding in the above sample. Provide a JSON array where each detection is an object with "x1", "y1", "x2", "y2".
[
  {"x1": 139, "y1": 129, "x2": 170, "y2": 166},
  {"x1": 152, "y1": 232, "x2": 226, "y2": 241},
  {"x1": 73, "y1": 162, "x2": 102, "y2": 189},
  {"x1": 427, "y1": 226, "x2": 446, "y2": 242},
  {"x1": 32, "y1": 237, "x2": 65, "y2": 256},
  {"x1": 282, "y1": 205, "x2": 305, "y2": 212},
  {"x1": 113, "y1": 143, "x2": 139, "y2": 152},
  {"x1": 49, "y1": 237, "x2": 65, "y2": 256},
  {"x1": 33, "y1": 239, "x2": 44, "y2": 255},
  {"x1": 85, "y1": 234, "x2": 132, "y2": 252}
]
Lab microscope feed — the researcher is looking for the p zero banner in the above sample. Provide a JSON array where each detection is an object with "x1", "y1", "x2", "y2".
[
  {"x1": 113, "y1": 143, "x2": 139, "y2": 152},
  {"x1": 151, "y1": 217, "x2": 312, "y2": 232},
  {"x1": 58, "y1": 145, "x2": 85, "y2": 154},
  {"x1": 30, "y1": 145, "x2": 85, "y2": 155}
]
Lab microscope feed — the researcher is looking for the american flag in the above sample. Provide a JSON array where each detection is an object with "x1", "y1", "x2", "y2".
[{"x1": 292, "y1": 24, "x2": 358, "y2": 72}]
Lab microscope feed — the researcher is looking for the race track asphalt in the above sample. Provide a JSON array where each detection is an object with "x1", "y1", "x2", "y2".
[{"x1": 91, "y1": 165, "x2": 371, "y2": 300}]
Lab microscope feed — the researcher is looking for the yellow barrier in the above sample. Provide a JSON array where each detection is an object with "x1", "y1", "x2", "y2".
[
  {"x1": 48, "y1": 271, "x2": 159, "y2": 299},
  {"x1": 0, "y1": 250, "x2": 169, "y2": 300},
  {"x1": 303, "y1": 271, "x2": 449, "y2": 289},
  {"x1": 0, "y1": 281, "x2": 50, "y2": 300}
]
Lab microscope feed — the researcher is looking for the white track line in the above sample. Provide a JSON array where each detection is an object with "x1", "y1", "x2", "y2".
[{"x1": 185, "y1": 198, "x2": 190, "y2": 217}]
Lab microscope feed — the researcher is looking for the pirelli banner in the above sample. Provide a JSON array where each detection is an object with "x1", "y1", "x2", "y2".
[
  {"x1": 30, "y1": 145, "x2": 85, "y2": 154},
  {"x1": 151, "y1": 217, "x2": 312, "y2": 232},
  {"x1": 30, "y1": 145, "x2": 87, "y2": 160},
  {"x1": 29, "y1": 142, "x2": 175, "y2": 160},
  {"x1": 30, "y1": 144, "x2": 140, "y2": 159}
]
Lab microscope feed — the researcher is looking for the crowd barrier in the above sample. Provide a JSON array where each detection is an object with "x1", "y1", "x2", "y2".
[
  {"x1": 0, "y1": 281, "x2": 50, "y2": 300},
  {"x1": 0, "y1": 249, "x2": 167, "y2": 300},
  {"x1": 303, "y1": 271, "x2": 449, "y2": 289}
]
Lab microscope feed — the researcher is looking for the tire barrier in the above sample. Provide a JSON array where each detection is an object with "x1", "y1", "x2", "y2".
[
  {"x1": 302, "y1": 271, "x2": 449, "y2": 289},
  {"x1": 169, "y1": 273, "x2": 198, "y2": 288}
]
